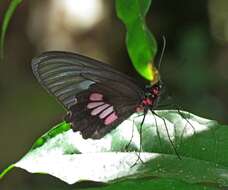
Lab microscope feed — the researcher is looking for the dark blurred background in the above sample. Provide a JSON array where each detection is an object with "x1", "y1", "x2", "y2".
[{"x1": 0, "y1": 0, "x2": 228, "y2": 189}]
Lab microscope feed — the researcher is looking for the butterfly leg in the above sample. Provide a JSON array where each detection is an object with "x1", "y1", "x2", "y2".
[
  {"x1": 176, "y1": 108, "x2": 200, "y2": 154},
  {"x1": 151, "y1": 110, "x2": 181, "y2": 160},
  {"x1": 131, "y1": 110, "x2": 148, "y2": 167},
  {"x1": 125, "y1": 113, "x2": 144, "y2": 151},
  {"x1": 153, "y1": 102, "x2": 196, "y2": 150},
  {"x1": 155, "y1": 103, "x2": 175, "y2": 109},
  {"x1": 177, "y1": 108, "x2": 218, "y2": 161},
  {"x1": 152, "y1": 113, "x2": 163, "y2": 152},
  {"x1": 124, "y1": 120, "x2": 135, "y2": 151},
  {"x1": 176, "y1": 108, "x2": 196, "y2": 136},
  {"x1": 162, "y1": 105, "x2": 196, "y2": 143},
  {"x1": 155, "y1": 102, "x2": 196, "y2": 136}
]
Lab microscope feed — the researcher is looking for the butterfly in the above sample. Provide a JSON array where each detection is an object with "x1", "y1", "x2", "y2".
[{"x1": 32, "y1": 51, "x2": 162, "y2": 139}]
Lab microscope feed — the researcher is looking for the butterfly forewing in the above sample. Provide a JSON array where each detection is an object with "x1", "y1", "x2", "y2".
[{"x1": 32, "y1": 51, "x2": 143, "y2": 138}]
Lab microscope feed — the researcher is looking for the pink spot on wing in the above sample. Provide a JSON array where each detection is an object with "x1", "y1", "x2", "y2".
[
  {"x1": 89, "y1": 93, "x2": 103, "y2": 101},
  {"x1": 99, "y1": 106, "x2": 114, "y2": 119},
  {"x1": 91, "y1": 104, "x2": 110, "y2": 115},
  {"x1": 87, "y1": 102, "x2": 104, "y2": 109},
  {"x1": 104, "y1": 112, "x2": 118, "y2": 125}
]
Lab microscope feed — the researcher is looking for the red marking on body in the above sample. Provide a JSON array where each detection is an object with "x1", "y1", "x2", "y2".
[
  {"x1": 136, "y1": 98, "x2": 154, "y2": 112},
  {"x1": 91, "y1": 104, "x2": 110, "y2": 115},
  {"x1": 143, "y1": 98, "x2": 153, "y2": 106},
  {"x1": 99, "y1": 106, "x2": 114, "y2": 119},
  {"x1": 152, "y1": 87, "x2": 159, "y2": 95},
  {"x1": 89, "y1": 93, "x2": 103, "y2": 101},
  {"x1": 104, "y1": 112, "x2": 118, "y2": 125},
  {"x1": 87, "y1": 102, "x2": 104, "y2": 109}
]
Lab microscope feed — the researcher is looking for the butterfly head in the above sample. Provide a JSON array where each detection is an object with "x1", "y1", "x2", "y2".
[
  {"x1": 136, "y1": 81, "x2": 162, "y2": 112},
  {"x1": 151, "y1": 81, "x2": 163, "y2": 96}
]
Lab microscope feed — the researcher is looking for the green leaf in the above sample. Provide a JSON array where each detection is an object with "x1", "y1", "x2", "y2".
[
  {"x1": 115, "y1": 0, "x2": 158, "y2": 82},
  {"x1": 0, "y1": 0, "x2": 22, "y2": 62},
  {"x1": 85, "y1": 178, "x2": 219, "y2": 190},
  {"x1": 2, "y1": 110, "x2": 228, "y2": 189},
  {"x1": 31, "y1": 121, "x2": 71, "y2": 150}
]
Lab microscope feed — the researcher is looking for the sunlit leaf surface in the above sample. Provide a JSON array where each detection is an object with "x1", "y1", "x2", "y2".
[{"x1": 2, "y1": 110, "x2": 227, "y2": 189}]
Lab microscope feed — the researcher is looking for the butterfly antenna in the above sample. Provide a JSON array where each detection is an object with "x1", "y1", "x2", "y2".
[{"x1": 158, "y1": 35, "x2": 167, "y2": 72}]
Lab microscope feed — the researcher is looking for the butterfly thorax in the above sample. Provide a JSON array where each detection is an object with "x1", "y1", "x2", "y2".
[{"x1": 136, "y1": 82, "x2": 161, "y2": 112}]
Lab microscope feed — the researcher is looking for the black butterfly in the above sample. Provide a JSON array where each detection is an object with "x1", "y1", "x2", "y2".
[{"x1": 32, "y1": 51, "x2": 162, "y2": 139}]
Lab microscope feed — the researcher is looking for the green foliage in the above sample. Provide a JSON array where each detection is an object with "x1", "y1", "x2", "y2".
[
  {"x1": 1, "y1": 1, "x2": 227, "y2": 190},
  {"x1": 115, "y1": 0, "x2": 158, "y2": 82},
  {"x1": 31, "y1": 122, "x2": 71, "y2": 150},
  {"x1": 85, "y1": 179, "x2": 219, "y2": 190},
  {"x1": 2, "y1": 111, "x2": 228, "y2": 189},
  {"x1": 0, "y1": 164, "x2": 14, "y2": 180},
  {"x1": 0, "y1": 0, "x2": 22, "y2": 62}
]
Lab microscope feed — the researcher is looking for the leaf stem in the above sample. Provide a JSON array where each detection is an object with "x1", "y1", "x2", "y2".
[{"x1": 0, "y1": 164, "x2": 15, "y2": 179}]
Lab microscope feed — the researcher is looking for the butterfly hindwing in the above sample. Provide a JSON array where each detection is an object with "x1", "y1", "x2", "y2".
[
  {"x1": 65, "y1": 83, "x2": 137, "y2": 138},
  {"x1": 32, "y1": 51, "x2": 143, "y2": 138}
]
